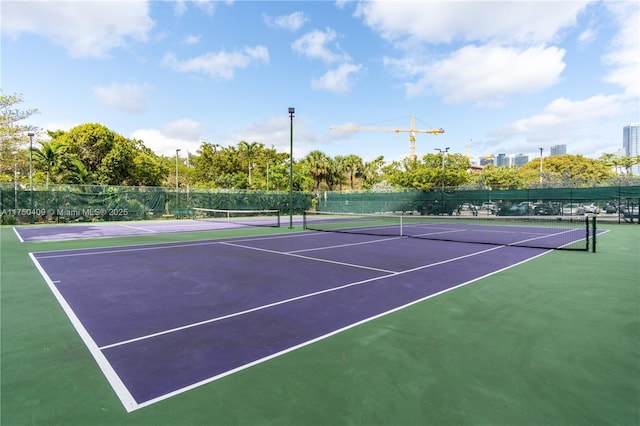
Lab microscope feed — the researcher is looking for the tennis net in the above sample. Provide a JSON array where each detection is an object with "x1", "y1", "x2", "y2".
[
  {"x1": 303, "y1": 211, "x2": 595, "y2": 251},
  {"x1": 193, "y1": 208, "x2": 281, "y2": 227}
]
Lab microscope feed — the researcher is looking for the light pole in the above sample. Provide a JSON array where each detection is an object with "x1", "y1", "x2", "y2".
[
  {"x1": 14, "y1": 159, "x2": 18, "y2": 210},
  {"x1": 539, "y1": 147, "x2": 544, "y2": 183},
  {"x1": 28, "y1": 132, "x2": 35, "y2": 223},
  {"x1": 288, "y1": 107, "x2": 295, "y2": 229},
  {"x1": 435, "y1": 147, "x2": 449, "y2": 191},
  {"x1": 176, "y1": 148, "x2": 181, "y2": 218}
]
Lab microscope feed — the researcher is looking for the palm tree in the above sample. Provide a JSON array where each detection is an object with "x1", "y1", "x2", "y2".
[
  {"x1": 610, "y1": 156, "x2": 624, "y2": 175},
  {"x1": 238, "y1": 141, "x2": 261, "y2": 188},
  {"x1": 32, "y1": 140, "x2": 63, "y2": 187},
  {"x1": 63, "y1": 159, "x2": 95, "y2": 185},
  {"x1": 326, "y1": 156, "x2": 346, "y2": 191},
  {"x1": 302, "y1": 150, "x2": 331, "y2": 192},
  {"x1": 362, "y1": 156, "x2": 385, "y2": 189},
  {"x1": 342, "y1": 154, "x2": 363, "y2": 190},
  {"x1": 598, "y1": 153, "x2": 616, "y2": 167},
  {"x1": 618, "y1": 156, "x2": 634, "y2": 175}
]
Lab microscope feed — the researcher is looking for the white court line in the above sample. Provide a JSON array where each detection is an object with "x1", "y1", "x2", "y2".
[
  {"x1": 411, "y1": 228, "x2": 466, "y2": 237},
  {"x1": 287, "y1": 235, "x2": 403, "y2": 254},
  {"x1": 508, "y1": 227, "x2": 580, "y2": 246},
  {"x1": 32, "y1": 230, "x2": 318, "y2": 257},
  {"x1": 14, "y1": 217, "x2": 269, "y2": 242},
  {"x1": 221, "y1": 241, "x2": 397, "y2": 273},
  {"x1": 32, "y1": 229, "x2": 381, "y2": 259},
  {"x1": 117, "y1": 223, "x2": 158, "y2": 233},
  {"x1": 29, "y1": 253, "x2": 139, "y2": 412},
  {"x1": 412, "y1": 226, "x2": 574, "y2": 239},
  {"x1": 12, "y1": 227, "x2": 25, "y2": 243},
  {"x1": 408, "y1": 223, "x2": 551, "y2": 237}
]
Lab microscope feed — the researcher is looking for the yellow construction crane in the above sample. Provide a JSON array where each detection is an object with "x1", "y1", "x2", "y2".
[{"x1": 330, "y1": 115, "x2": 444, "y2": 161}]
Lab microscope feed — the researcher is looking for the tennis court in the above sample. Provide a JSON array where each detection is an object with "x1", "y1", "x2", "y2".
[
  {"x1": 31, "y1": 215, "x2": 591, "y2": 412},
  {"x1": 14, "y1": 208, "x2": 286, "y2": 242},
  {"x1": 2, "y1": 214, "x2": 638, "y2": 425}
]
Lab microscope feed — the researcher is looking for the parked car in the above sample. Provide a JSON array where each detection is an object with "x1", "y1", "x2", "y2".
[
  {"x1": 532, "y1": 203, "x2": 558, "y2": 215},
  {"x1": 509, "y1": 204, "x2": 530, "y2": 216},
  {"x1": 481, "y1": 202, "x2": 498, "y2": 213},
  {"x1": 583, "y1": 203, "x2": 600, "y2": 214},
  {"x1": 458, "y1": 203, "x2": 478, "y2": 211},
  {"x1": 603, "y1": 202, "x2": 618, "y2": 214},
  {"x1": 518, "y1": 202, "x2": 534, "y2": 214},
  {"x1": 562, "y1": 203, "x2": 585, "y2": 216},
  {"x1": 497, "y1": 202, "x2": 528, "y2": 216}
]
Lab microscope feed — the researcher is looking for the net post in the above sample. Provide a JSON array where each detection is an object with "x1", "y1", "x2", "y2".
[
  {"x1": 399, "y1": 214, "x2": 403, "y2": 237},
  {"x1": 585, "y1": 215, "x2": 589, "y2": 252},
  {"x1": 591, "y1": 215, "x2": 597, "y2": 253},
  {"x1": 276, "y1": 210, "x2": 281, "y2": 228},
  {"x1": 302, "y1": 211, "x2": 307, "y2": 230}
]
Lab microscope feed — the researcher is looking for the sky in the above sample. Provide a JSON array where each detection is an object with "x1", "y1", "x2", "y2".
[{"x1": 2, "y1": 0, "x2": 639, "y2": 164}]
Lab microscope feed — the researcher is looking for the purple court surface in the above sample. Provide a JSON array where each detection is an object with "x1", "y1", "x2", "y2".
[
  {"x1": 29, "y1": 230, "x2": 556, "y2": 412},
  {"x1": 14, "y1": 217, "x2": 292, "y2": 242}
]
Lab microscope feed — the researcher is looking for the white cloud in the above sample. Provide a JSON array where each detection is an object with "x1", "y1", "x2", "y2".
[
  {"x1": 2, "y1": 1, "x2": 154, "y2": 58},
  {"x1": 236, "y1": 115, "x2": 320, "y2": 159},
  {"x1": 93, "y1": 82, "x2": 150, "y2": 113},
  {"x1": 578, "y1": 27, "x2": 596, "y2": 44},
  {"x1": 486, "y1": 94, "x2": 629, "y2": 157},
  {"x1": 173, "y1": 1, "x2": 188, "y2": 17},
  {"x1": 393, "y1": 44, "x2": 566, "y2": 104},
  {"x1": 263, "y1": 11, "x2": 308, "y2": 31},
  {"x1": 501, "y1": 95, "x2": 625, "y2": 133},
  {"x1": 162, "y1": 46, "x2": 269, "y2": 79},
  {"x1": 131, "y1": 118, "x2": 206, "y2": 157},
  {"x1": 40, "y1": 121, "x2": 78, "y2": 137},
  {"x1": 311, "y1": 63, "x2": 363, "y2": 93},
  {"x1": 183, "y1": 35, "x2": 201, "y2": 45},
  {"x1": 131, "y1": 128, "x2": 198, "y2": 157},
  {"x1": 162, "y1": 119, "x2": 205, "y2": 141},
  {"x1": 602, "y1": 2, "x2": 640, "y2": 98},
  {"x1": 355, "y1": 1, "x2": 590, "y2": 46},
  {"x1": 335, "y1": 0, "x2": 350, "y2": 10},
  {"x1": 292, "y1": 28, "x2": 350, "y2": 63},
  {"x1": 356, "y1": 2, "x2": 593, "y2": 106},
  {"x1": 173, "y1": 0, "x2": 218, "y2": 17}
]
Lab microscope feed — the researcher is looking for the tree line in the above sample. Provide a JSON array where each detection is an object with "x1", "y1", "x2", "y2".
[{"x1": 2, "y1": 93, "x2": 639, "y2": 192}]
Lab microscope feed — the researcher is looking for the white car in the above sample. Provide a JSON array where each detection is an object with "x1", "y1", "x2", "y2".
[
  {"x1": 481, "y1": 202, "x2": 498, "y2": 213},
  {"x1": 562, "y1": 203, "x2": 585, "y2": 215},
  {"x1": 583, "y1": 203, "x2": 600, "y2": 214}
]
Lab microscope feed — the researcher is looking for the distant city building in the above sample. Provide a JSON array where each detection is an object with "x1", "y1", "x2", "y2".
[
  {"x1": 623, "y1": 124, "x2": 639, "y2": 174},
  {"x1": 513, "y1": 154, "x2": 529, "y2": 168},
  {"x1": 496, "y1": 153, "x2": 508, "y2": 167},
  {"x1": 550, "y1": 144, "x2": 567, "y2": 156},
  {"x1": 479, "y1": 157, "x2": 494, "y2": 166}
]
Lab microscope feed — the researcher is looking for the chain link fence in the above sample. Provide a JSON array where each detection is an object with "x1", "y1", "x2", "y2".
[
  {"x1": 315, "y1": 185, "x2": 640, "y2": 224},
  {"x1": 2, "y1": 183, "x2": 639, "y2": 225},
  {"x1": 0, "y1": 184, "x2": 314, "y2": 225}
]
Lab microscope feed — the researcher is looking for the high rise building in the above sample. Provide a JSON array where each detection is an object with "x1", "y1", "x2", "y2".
[
  {"x1": 550, "y1": 144, "x2": 567, "y2": 156},
  {"x1": 496, "y1": 153, "x2": 508, "y2": 167},
  {"x1": 623, "y1": 124, "x2": 639, "y2": 174},
  {"x1": 479, "y1": 157, "x2": 494, "y2": 166},
  {"x1": 514, "y1": 154, "x2": 529, "y2": 168}
]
